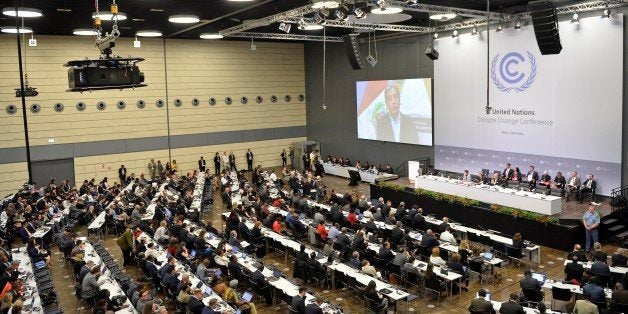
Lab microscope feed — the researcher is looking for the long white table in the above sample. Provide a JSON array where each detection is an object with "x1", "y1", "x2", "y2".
[
  {"x1": 15, "y1": 248, "x2": 44, "y2": 313},
  {"x1": 414, "y1": 175, "x2": 562, "y2": 215},
  {"x1": 562, "y1": 260, "x2": 628, "y2": 275},
  {"x1": 323, "y1": 163, "x2": 398, "y2": 184}
]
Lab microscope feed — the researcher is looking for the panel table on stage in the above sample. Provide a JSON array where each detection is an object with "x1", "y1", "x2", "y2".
[
  {"x1": 414, "y1": 175, "x2": 562, "y2": 215},
  {"x1": 323, "y1": 163, "x2": 398, "y2": 184}
]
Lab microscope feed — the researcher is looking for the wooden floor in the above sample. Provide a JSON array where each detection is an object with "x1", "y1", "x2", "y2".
[
  {"x1": 389, "y1": 177, "x2": 611, "y2": 220},
  {"x1": 46, "y1": 171, "x2": 617, "y2": 314}
]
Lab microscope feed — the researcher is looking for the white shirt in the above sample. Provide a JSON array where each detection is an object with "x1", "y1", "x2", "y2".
[
  {"x1": 429, "y1": 255, "x2": 447, "y2": 267},
  {"x1": 439, "y1": 231, "x2": 457, "y2": 244},
  {"x1": 0, "y1": 211, "x2": 7, "y2": 228},
  {"x1": 363, "y1": 210, "x2": 373, "y2": 219},
  {"x1": 269, "y1": 173, "x2": 278, "y2": 182},
  {"x1": 388, "y1": 113, "x2": 401, "y2": 142}
]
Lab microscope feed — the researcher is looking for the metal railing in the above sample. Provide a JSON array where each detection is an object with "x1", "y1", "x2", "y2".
[
  {"x1": 394, "y1": 157, "x2": 431, "y2": 177},
  {"x1": 610, "y1": 185, "x2": 628, "y2": 212}
]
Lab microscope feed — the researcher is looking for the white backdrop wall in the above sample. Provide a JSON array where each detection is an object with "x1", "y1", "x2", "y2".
[{"x1": 434, "y1": 15, "x2": 624, "y2": 195}]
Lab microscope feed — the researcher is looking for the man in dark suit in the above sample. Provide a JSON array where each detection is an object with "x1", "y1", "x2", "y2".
[
  {"x1": 567, "y1": 244, "x2": 588, "y2": 263},
  {"x1": 419, "y1": 229, "x2": 439, "y2": 251},
  {"x1": 162, "y1": 265, "x2": 180, "y2": 292},
  {"x1": 591, "y1": 242, "x2": 607, "y2": 263},
  {"x1": 375, "y1": 82, "x2": 417, "y2": 143},
  {"x1": 577, "y1": 174, "x2": 597, "y2": 203},
  {"x1": 526, "y1": 166, "x2": 539, "y2": 191},
  {"x1": 228, "y1": 152, "x2": 237, "y2": 172},
  {"x1": 378, "y1": 241, "x2": 394, "y2": 263},
  {"x1": 468, "y1": 289, "x2": 496, "y2": 313},
  {"x1": 499, "y1": 293, "x2": 524, "y2": 314},
  {"x1": 187, "y1": 288, "x2": 207, "y2": 314},
  {"x1": 305, "y1": 297, "x2": 324, "y2": 314},
  {"x1": 118, "y1": 165, "x2": 127, "y2": 185},
  {"x1": 246, "y1": 149, "x2": 254, "y2": 171},
  {"x1": 198, "y1": 157, "x2": 206, "y2": 172},
  {"x1": 213, "y1": 153, "x2": 221, "y2": 175},
  {"x1": 250, "y1": 264, "x2": 272, "y2": 304},
  {"x1": 502, "y1": 163, "x2": 514, "y2": 181},
  {"x1": 583, "y1": 277, "x2": 606, "y2": 303},
  {"x1": 610, "y1": 283, "x2": 628, "y2": 312},
  {"x1": 564, "y1": 255, "x2": 584, "y2": 283},
  {"x1": 519, "y1": 269, "x2": 542, "y2": 291},
  {"x1": 291, "y1": 287, "x2": 307, "y2": 314}
]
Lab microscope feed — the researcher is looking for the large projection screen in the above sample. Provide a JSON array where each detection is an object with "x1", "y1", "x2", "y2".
[
  {"x1": 434, "y1": 15, "x2": 623, "y2": 195},
  {"x1": 357, "y1": 78, "x2": 433, "y2": 146}
]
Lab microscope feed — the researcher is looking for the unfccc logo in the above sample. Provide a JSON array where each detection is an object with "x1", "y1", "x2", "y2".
[{"x1": 491, "y1": 51, "x2": 537, "y2": 93}]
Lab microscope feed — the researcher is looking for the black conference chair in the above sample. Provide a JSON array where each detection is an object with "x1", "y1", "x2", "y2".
[
  {"x1": 522, "y1": 288, "x2": 544, "y2": 308},
  {"x1": 551, "y1": 286, "x2": 573, "y2": 311}
]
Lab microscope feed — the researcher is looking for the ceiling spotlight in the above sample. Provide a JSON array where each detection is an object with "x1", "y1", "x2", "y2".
[
  {"x1": 433, "y1": 33, "x2": 439, "y2": 40},
  {"x1": 200, "y1": 33, "x2": 223, "y2": 39},
  {"x1": 136, "y1": 30, "x2": 163, "y2": 37},
  {"x1": 1, "y1": 26, "x2": 33, "y2": 34},
  {"x1": 313, "y1": 12, "x2": 326, "y2": 25},
  {"x1": 601, "y1": 7, "x2": 611, "y2": 18},
  {"x1": 514, "y1": 20, "x2": 521, "y2": 30},
  {"x1": 429, "y1": 13, "x2": 457, "y2": 21},
  {"x1": 279, "y1": 22, "x2": 292, "y2": 33},
  {"x1": 2, "y1": 7, "x2": 42, "y2": 18},
  {"x1": 354, "y1": 8, "x2": 366, "y2": 19},
  {"x1": 496, "y1": 23, "x2": 503, "y2": 32},
  {"x1": 452, "y1": 29, "x2": 458, "y2": 38},
  {"x1": 335, "y1": 5, "x2": 349, "y2": 21},
  {"x1": 571, "y1": 12, "x2": 579, "y2": 23},
  {"x1": 302, "y1": 24, "x2": 324, "y2": 30},
  {"x1": 372, "y1": 0, "x2": 403, "y2": 15},
  {"x1": 406, "y1": 0, "x2": 418, "y2": 4},
  {"x1": 73, "y1": 28, "x2": 99, "y2": 36},
  {"x1": 168, "y1": 15, "x2": 200, "y2": 24},
  {"x1": 319, "y1": 8, "x2": 331, "y2": 18},
  {"x1": 92, "y1": 11, "x2": 127, "y2": 21},
  {"x1": 311, "y1": 0, "x2": 340, "y2": 9},
  {"x1": 471, "y1": 26, "x2": 478, "y2": 35}
]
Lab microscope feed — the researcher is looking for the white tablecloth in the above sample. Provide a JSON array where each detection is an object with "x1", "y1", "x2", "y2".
[
  {"x1": 414, "y1": 175, "x2": 562, "y2": 215},
  {"x1": 323, "y1": 163, "x2": 398, "y2": 184}
]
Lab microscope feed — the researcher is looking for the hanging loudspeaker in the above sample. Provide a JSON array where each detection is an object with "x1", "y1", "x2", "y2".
[
  {"x1": 342, "y1": 34, "x2": 364, "y2": 70},
  {"x1": 529, "y1": 0, "x2": 562, "y2": 55}
]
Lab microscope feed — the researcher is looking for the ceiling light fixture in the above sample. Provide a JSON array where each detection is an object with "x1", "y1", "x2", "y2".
[
  {"x1": 73, "y1": 28, "x2": 100, "y2": 36},
  {"x1": 313, "y1": 12, "x2": 326, "y2": 25},
  {"x1": 1, "y1": 26, "x2": 33, "y2": 34},
  {"x1": 200, "y1": 33, "x2": 223, "y2": 39},
  {"x1": 471, "y1": 25, "x2": 478, "y2": 35},
  {"x1": 406, "y1": 0, "x2": 418, "y2": 4},
  {"x1": 571, "y1": 12, "x2": 579, "y2": 23},
  {"x1": 354, "y1": 8, "x2": 366, "y2": 19},
  {"x1": 452, "y1": 29, "x2": 458, "y2": 38},
  {"x1": 302, "y1": 24, "x2": 324, "y2": 30},
  {"x1": 168, "y1": 15, "x2": 200, "y2": 24},
  {"x1": 433, "y1": 33, "x2": 439, "y2": 40},
  {"x1": 92, "y1": 11, "x2": 127, "y2": 21},
  {"x1": 279, "y1": 22, "x2": 292, "y2": 33},
  {"x1": 372, "y1": 0, "x2": 403, "y2": 14},
  {"x1": 136, "y1": 30, "x2": 163, "y2": 37},
  {"x1": 496, "y1": 23, "x2": 503, "y2": 32},
  {"x1": 56, "y1": 8, "x2": 72, "y2": 12},
  {"x1": 335, "y1": 5, "x2": 349, "y2": 21},
  {"x1": 2, "y1": 7, "x2": 42, "y2": 18},
  {"x1": 601, "y1": 7, "x2": 611, "y2": 18},
  {"x1": 429, "y1": 13, "x2": 457, "y2": 21},
  {"x1": 311, "y1": 0, "x2": 340, "y2": 9},
  {"x1": 514, "y1": 20, "x2": 521, "y2": 30}
]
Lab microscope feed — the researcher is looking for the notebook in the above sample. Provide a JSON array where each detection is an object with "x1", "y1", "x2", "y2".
[
  {"x1": 242, "y1": 291, "x2": 253, "y2": 302},
  {"x1": 532, "y1": 272, "x2": 546, "y2": 284}
]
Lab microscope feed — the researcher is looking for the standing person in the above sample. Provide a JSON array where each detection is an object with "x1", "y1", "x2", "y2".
[
  {"x1": 157, "y1": 160, "x2": 164, "y2": 178},
  {"x1": 582, "y1": 205, "x2": 600, "y2": 251},
  {"x1": 221, "y1": 152, "x2": 229, "y2": 172},
  {"x1": 246, "y1": 149, "x2": 254, "y2": 171},
  {"x1": 118, "y1": 165, "x2": 127, "y2": 185},
  {"x1": 289, "y1": 147, "x2": 295, "y2": 168},
  {"x1": 148, "y1": 159, "x2": 157, "y2": 180},
  {"x1": 198, "y1": 157, "x2": 206, "y2": 172},
  {"x1": 302, "y1": 152, "x2": 310, "y2": 171},
  {"x1": 116, "y1": 227, "x2": 136, "y2": 266},
  {"x1": 171, "y1": 160, "x2": 178, "y2": 175},
  {"x1": 280, "y1": 149, "x2": 287, "y2": 167},
  {"x1": 228, "y1": 152, "x2": 237, "y2": 172},
  {"x1": 213, "y1": 153, "x2": 221, "y2": 175}
]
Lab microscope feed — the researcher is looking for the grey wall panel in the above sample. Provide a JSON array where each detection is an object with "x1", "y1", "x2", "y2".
[
  {"x1": 170, "y1": 134, "x2": 208, "y2": 149},
  {"x1": 74, "y1": 140, "x2": 126, "y2": 157},
  {"x1": 275, "y1": 126, "x2": 306, "y2": 139},
  {"x1": 0, "y1": 147, "x2": 26, "y2": 164},
  {"x1": 30, "y1": 144, "x2": 74, "y2": 161},
  {"x1": 305, "y1": 37, "x2": 435, "y2": 171},
  {"x1": 243, "y1": 128, "x2": 275, "y2": 142},
  {"x1": 125, "y1": 137, "x2": 169, "y2": 153},
  {"x1": 207, "y1": 131, "x2": 242, "y2": 145}
]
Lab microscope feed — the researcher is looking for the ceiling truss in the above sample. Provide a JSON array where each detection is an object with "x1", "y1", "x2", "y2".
[{"x1": 225, "y1": 32, "x2": 343, "y2": 42}]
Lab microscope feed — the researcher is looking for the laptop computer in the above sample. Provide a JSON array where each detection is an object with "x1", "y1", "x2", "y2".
[
  {"x1": 232, "y1": 246, "x2": 239, "y2": 254},
  {"x1": 205, "y1": 286, "x2": 213, "y2": 296},
  {"x1": 482, "y1": 252, "x2": 493, "y2": 261},
  {"x1": 214, "y1": 269, "x2": 222, "y2": 277},
  {"x1": 190, "y1": 250, "x2": 197, "y2": 258},
  {"x1": 476, "y1": 292, "x2": 491, "y2": 301},
  {"x1": 273, "y1": 269, "x2": 281, "y2": 279},
  {"x1": 242, "y1": 291, "x2": 253, "y2": 302},
  {"x1": 532, "y1": 272, "x2": 547, "y2": 284}
]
